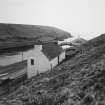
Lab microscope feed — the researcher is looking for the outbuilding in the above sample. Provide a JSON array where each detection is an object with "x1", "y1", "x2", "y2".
[{"x1": 27, "y1": 43, "x2": 65, "y2": 78}]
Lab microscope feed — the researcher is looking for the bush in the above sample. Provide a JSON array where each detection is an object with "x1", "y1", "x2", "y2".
[{"x1": 82, "y1": 95, "x2": 94, "y2": 105}]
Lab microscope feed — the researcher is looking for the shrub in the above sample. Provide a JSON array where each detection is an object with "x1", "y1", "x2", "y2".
[{"x1": 82, "y1": 95, "x2": 94, "y2": 105}]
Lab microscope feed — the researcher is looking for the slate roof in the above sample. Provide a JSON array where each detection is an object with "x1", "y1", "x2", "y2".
[{"x1": 42, "y1": 43, "x2": 64, "y2": 60}]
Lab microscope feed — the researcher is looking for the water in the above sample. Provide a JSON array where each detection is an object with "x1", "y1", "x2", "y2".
[{"x1": 0, "y1": 47, "x2": 34, "y2": 66}]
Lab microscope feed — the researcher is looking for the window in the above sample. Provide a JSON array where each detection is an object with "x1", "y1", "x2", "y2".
[{"x1": 31, "y1": 59, "x2": 34, "y2": 65}]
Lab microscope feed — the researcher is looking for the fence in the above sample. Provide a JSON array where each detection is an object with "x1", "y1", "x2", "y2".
[{"x1": 0, "y1": 73, "x2": 27, "y2": 96}]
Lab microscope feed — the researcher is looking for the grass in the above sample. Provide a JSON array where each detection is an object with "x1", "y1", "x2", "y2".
[
  {"x1": 0, "y1": 23, "x2": 71, "y2": 49},
  {"x1": 1, "y1": 34, "x2": 105, "y2": 105}
]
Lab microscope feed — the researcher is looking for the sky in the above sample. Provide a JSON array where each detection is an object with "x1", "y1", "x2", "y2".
[{"x1": 0, "y1": 0, "x2": 105, "y2": 40}]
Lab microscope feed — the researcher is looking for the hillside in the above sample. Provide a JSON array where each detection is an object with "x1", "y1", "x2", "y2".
[
  {"x1": 81, "y1": 34, "x2": 105, "y2": 52},
  {"x1": 71, "y1": 37, "x2": 87, "y2": 45},
  {"x1": 1, "y1": 34, "x2": 105, "y2": 105},
  {"x1": 0, "y1": 23, "x2": 71, "y2": 49}
]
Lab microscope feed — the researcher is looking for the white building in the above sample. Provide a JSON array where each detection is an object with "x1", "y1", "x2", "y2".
[
  {"x1": 58, "y1": 37, "x2": 86, "y2": 50},
  {"x1": 27, "y1": 43, "x2": 65, "y2": 78},
  {"x1": 58, "y1": 37, "x2": 76, "y2": 45},
  {"x1": 58, "y1": 37, "x2": 77, "y2": 49}
]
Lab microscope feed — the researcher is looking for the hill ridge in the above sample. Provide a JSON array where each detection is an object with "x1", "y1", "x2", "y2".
[{"x1": 0, "y1": 23, "x2": 71, "y2": 49}]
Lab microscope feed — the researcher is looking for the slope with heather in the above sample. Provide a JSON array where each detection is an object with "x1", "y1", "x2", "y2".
[{"x1": 1, "y1": 34, "x2": 105, "y2": 105}]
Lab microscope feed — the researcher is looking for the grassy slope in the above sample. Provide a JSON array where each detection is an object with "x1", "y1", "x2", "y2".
[
  {"x1": 1, "y1": 34, "x2": 105, "y2": 105},
  {"x1": 81, "y1": 34, "x2": 105, "y2": 51},
  {"x1": 0, "y1": 23, "x2": 71, "y2": 49},
  {"x1": 71, "y1": 37, "x2": 87, "y2": 45}
]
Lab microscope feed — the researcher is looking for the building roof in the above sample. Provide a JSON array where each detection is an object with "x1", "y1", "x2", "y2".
[{"x1": 42, "y1": 43, "x2": 64, "y2": 60}]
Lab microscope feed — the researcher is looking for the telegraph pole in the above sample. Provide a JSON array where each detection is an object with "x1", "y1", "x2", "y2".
[{"x1": 22, "y1": 51, "x2": 23, "y2": 63}]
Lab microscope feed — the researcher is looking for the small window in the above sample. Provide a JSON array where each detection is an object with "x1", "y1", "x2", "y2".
[{"x1": 31, "y1": 59, "x2": 34, "y2": 65}]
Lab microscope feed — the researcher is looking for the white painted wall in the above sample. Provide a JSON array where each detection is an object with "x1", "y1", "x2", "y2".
[
  {"x1": 50, "y1": 57, "x2": 58, "y2": 68},
  {"x1": 59, "y1": 52, "x2": 65, "y2": 62},
  {"x1": 27, "y1": 45, "x2": 66, "y2": 79},
  {"x1": 27, "y1": 45, "x2": 52, "y2": 78}
]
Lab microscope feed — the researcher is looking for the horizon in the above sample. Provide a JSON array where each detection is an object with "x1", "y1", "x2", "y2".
[{"x1": 0, "y1": 0, "x2": 105, "y2": 40}]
